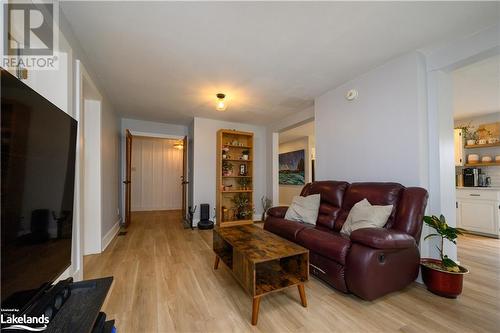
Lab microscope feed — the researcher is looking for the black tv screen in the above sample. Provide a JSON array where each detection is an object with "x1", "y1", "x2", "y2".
[{"x1": 1, "y1": 69, "x2": 77, "y2": 311}]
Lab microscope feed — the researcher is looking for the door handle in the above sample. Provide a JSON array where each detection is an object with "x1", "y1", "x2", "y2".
[
  {"x1": 469, "y1": 194, "x2": 480, "y2": 197},
  {"x1": 123, "y1": 180, "x2": 131, "y2": 184}
]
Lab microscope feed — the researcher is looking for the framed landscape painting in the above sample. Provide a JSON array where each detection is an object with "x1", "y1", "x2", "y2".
[{"x1": 279, "y1": 149, "x2": 305, "y2": 185}]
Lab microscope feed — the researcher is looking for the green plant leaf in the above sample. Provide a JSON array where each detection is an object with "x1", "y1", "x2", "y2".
[
  {"x1": 442, "y1": 256, "x2": 458, "y2": 268},
  {"x1": 424, "y1": 233, "x2": 439, "y2": 241}
]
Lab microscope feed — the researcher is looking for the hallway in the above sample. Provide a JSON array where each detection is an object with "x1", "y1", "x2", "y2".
[{"x1": 84, "y1": 211, "x2": 500, "y2": 332}]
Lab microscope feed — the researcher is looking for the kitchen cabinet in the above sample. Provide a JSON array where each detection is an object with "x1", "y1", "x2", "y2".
[
  {"x1": 456, "y1": 188, "x2": 500, "y2": 238},
  {"x1": 454, "y1": 128, "x2": 464, "y2": 166}
]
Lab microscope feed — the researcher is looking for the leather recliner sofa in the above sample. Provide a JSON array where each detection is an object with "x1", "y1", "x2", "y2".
[{"x1": 264, "y1": 181, "x2": 428, "y2": 301}]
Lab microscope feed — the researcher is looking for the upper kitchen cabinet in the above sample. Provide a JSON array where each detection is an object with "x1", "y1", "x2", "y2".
[{"x1": 454, "y1": 128, "x2": 464, "y2": 166}]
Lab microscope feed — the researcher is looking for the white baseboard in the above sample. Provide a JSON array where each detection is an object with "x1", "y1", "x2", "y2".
[
  {"x1": 71, "y1": 268, "x2": 83, "y2": 282},
  {"x1": 102, "y1": 219, "x2": 121, "y2": 251}
]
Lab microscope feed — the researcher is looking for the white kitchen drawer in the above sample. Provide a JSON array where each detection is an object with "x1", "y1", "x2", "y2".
[
  {"x1": 458, "y1": 200, "x2": 499, "y2": 236},
  {"x1": 456, "y1": 189, "x2": 500, "y2": 201}
]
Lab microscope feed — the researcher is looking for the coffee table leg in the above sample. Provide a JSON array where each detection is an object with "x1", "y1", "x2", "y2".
[
  {"x1": 214, "y1": 256, "x2": 220, "y2": 270},
  {"x1": 251, "y1": 297, "x2": 261, "y2": 325},
  {"x1": 297, "y1": 284, "x2": 307, "y2": 307}
]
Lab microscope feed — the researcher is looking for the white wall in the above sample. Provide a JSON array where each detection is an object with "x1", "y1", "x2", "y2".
[
  {"x1": 455, "y1": 112, "x2": 500, "y2": 128},
  {"x1": 315, "y1": 52, "x2": 428, "y2": 187},
  {"x1": 192, "y1": 117, "x2": 267, "y2": 225},
  {"x1": 100, "y1": 98, "x2": 121, "y2": 244},
  {"x1": 131, "y1": 137, "x2": 183, "y2": 211},
  {"x1": 83, "y1": 100, "x2": 102, "y2": 255},
  {"x1": 279, "y1": 138, "x2": 310, "y2": 205},
  {"x1": 120, "y1": 118, "x2": 188, "y2": 218}
]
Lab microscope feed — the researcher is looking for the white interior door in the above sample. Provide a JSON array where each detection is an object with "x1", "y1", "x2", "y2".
[{"x1": 131, "y1": 137, "x2": 183, "y2": 211}]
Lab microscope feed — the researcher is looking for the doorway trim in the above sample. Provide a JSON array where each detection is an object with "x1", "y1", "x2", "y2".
[
  {"x1": 425, "y1": 25, "x2": 499, "y2": 260},
  {"x1": 268, "y1": 106, "x2": 315, "y2": 206},
  {"x1": 122, "y1": 131, "x2": 189, "y2": 223},
  {"x1": 130, "y1": 130, "x2": 184, "y2": 140}
]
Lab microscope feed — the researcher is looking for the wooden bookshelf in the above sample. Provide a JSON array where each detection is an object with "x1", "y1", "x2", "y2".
[{"x1": 216, "y1": 129, "x2": 254, "y2": 227}]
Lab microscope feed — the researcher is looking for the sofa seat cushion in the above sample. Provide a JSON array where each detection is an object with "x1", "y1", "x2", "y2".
[
  {"x1": 296, "y1": 228, "x2": 351, "y2": 265},
  {"x1": 263, "y1": 216, "x2": 311, "y2": 242}
]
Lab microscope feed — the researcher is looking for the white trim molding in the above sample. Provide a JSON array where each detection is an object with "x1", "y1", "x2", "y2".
[
  {"x1": 102, "y1": 219, "x2": 121, "y2": 252},
  {"x1": 130, "y1": 130, "x2": 184, "y2": 140}
]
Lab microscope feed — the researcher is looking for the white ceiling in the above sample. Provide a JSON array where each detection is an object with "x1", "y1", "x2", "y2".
[
  {"x1": 60, "y1": 2, "x2": 499, "y2": 125},
  {"x1": 452, "y1": 55, "x2": 500, "y2": 120},
  {"x1": 279, "y1": 121, "x2": 315, "y2": 144}
]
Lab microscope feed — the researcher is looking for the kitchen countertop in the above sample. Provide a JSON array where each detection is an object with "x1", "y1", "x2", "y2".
[{"x1": 456, "y1": 186, "x2": 500, "y2": 191}]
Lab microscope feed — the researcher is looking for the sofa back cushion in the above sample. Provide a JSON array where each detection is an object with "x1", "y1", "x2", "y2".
[
  {"x1": 300, "y1": 181, "x2": 349, "y2": 230},
  {"x1": 393, "y1": 187, "x2": 429, "y2": 242},
  {"x1": 334, "y1": 182, "x2": 404, "y2": 232}
]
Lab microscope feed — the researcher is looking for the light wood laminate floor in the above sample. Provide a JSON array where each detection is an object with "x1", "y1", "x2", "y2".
[{"x1": 84, "y1": 210, "x2": 500, "y2": 332}]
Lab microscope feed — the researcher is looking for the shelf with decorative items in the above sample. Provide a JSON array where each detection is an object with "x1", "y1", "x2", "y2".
[
  {"x1": 217, "y1": 129, "x2": 254, "y2": 227},
  {"x1": 464, "y1": 142, "x2": 500, "y2": 149},
  {"x1": 456, "y1": 121, "x2": 500, "y2": 167}
]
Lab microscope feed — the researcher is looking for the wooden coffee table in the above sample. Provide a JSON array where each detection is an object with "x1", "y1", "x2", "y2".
[{"x1": 213, "y1": 225, "x2": 309, "y2": 325}]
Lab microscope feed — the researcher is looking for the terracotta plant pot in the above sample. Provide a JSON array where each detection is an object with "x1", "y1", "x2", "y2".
[{"x1": 421, "y1": 258, "x2": 468, "y2": 298}]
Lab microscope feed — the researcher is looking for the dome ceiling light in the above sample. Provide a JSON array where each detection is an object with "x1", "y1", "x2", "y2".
[{"x1": 216, "y1": 93, "x2": 227, "y2": 111}]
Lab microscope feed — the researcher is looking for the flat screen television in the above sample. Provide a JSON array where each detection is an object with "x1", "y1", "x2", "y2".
[{"x1": 1, "y1": 69, "x2": 77, "y2": 312}]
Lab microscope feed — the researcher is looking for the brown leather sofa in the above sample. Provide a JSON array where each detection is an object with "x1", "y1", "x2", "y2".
[{"x1": 264, "y1": 181, "x2": 428, "y2": 301}]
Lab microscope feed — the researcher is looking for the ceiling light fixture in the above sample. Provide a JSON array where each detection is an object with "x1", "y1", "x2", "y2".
[{"x1": 216, "y1": 93, "x2": 227, "y2": 111}]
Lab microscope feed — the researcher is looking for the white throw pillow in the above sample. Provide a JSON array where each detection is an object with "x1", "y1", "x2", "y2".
[
  {"x1": 285, "y1": 194, "x2": 321, "y2": 225},
  {"x1": 340, "y1": 198, "x2": 393, "y2": 236}
]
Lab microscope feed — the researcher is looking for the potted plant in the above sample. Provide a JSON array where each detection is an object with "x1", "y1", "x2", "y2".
[
  {"x1": 222, "y1": 161, "x2": 233, "y2": 176},
  {"x1": 238, "y1": 177, "x2": 250, "y2": 190},
  {"x1": 421, "y1": 215, "x2": 469, "y2": 298},
  {"x1": 458, "y1": 123, "x2": 477, "y2": 146},
  {"x1": 231, "y1": 193, "x2": 254, "y2": 220},
  {"x1": 241, "y1": 149, "x2": 250, "y2": 160},
  {"x1": 260, "y1": 196, "x2": 272, "y2": 222}
]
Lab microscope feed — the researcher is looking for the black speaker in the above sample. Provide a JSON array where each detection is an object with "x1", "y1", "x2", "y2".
[
  {"x1": 198, "y1": 203, "x2": 214, "y2": 230},
  {"x1": 200, "y1": 204, "x2": 210, "y2": 221}
]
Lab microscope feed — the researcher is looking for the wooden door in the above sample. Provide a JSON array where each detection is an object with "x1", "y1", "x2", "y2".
[
  {"x1": 124, "y1": 129, "x2": 132, "y2": 227},
  {"x1": 181, "y1": 136, "x2": 189, "y2": 220}
]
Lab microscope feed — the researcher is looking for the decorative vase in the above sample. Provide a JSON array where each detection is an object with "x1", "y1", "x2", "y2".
[
  {"x1": 242, "y1": 155, "x2": 248, "y2": 160},
  {"x1": 420, "y1": 258, "x2": 468, "y2": 298}
]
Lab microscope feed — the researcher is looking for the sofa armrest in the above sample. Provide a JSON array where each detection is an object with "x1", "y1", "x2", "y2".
[
  {"x1": 267, "y1": 206, "x2": 288, "y2": 218},
  {"x1": 350, "y1": 228, "x2": 416, "y2": 249}
]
